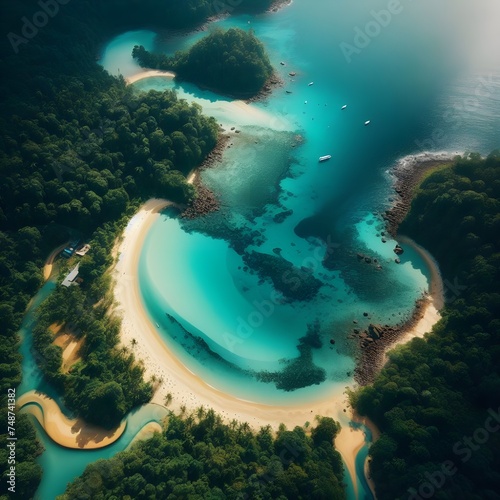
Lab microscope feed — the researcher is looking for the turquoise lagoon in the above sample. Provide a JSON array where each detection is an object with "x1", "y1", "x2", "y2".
[
  {"x1": 101, "y1": 0, "x2": 500, "y2": 401},
  {"x1": 19, "y1": 0, "x2": 500, "y2": 498}
]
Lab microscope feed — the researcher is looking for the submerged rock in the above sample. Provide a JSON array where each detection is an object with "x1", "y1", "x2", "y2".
[
  {"x1": 394, "y1": 244, "x2": 404, "y2": 255},
  {"x1": 368, "y1": 323, "x2": 384, "y2": 339}
]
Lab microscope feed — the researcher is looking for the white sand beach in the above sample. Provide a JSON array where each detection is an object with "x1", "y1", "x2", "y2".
[
  {"x1": 112, "y1": 198, "x2": 446, "y2": 496},
  {"x1": 125, "y1": 70, "x2": 176, "y2": 85},
  {"x1": 386, "y1": 235, "x2": 445, "y2": 357},
  {"x1": 125, "y1": 70, "x2": 292, "y2": 131},
  {"x1": 113, "y1": 199, "x2": 350, "y2": 430}
]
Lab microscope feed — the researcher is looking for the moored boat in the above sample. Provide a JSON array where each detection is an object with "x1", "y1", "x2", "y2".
[{"x1": 319, "y1": 155, "x2": 332, "y2": 162}]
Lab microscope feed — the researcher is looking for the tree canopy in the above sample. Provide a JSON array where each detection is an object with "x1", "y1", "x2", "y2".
[
  {"x1": 133, "y1": 28, "x2": 274, "y2": 97},
  {"x1": 353, "y1": 152, "x2": 500, "y2": 499},
  {"x1": 62, "y1": 413, "x2": 345, "y2": 499}
]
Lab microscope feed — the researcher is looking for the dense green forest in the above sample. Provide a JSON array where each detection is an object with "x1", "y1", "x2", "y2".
[
  {"x1": 98, "y1": 0, "x2": 282, "y2": 31},
  {"x1": 62, "y1": 412, "x2": 345, "y2": 499},
  {"x1": 353, "y1": 152, "x2": 500, "y2": 499},
  {"x1": 133, "y1": 28, "x2": 274, "y2": 97},
  {"x1": 0, "y1": 0, "x2": 282, "y2": 497}
]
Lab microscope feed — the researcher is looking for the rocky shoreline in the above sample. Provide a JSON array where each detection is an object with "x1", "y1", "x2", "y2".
[
  {"x1": 352, "y1": 154, "x2": 454, "y2": 385},
  {"x1": 246, "y1": 72, "x2": 284, "y2": 104},
  {"x1": 181, "y1": 134, "x2": 230, "y2": 219},
  {"x1": 352, "y1": 296, "x2": 429, "y2": 385},
  {"x1": 268, "y1": 0, "x2": 293, "y2": 13},
  {"x1": 383, "y1": 155, "x2": 454, "y2": 237}
]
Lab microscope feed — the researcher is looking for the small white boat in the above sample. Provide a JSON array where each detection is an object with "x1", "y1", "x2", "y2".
[
  {"x1": 280, "y1": 61, "x2": 285, "y2": 65},
  {"x1": 308, "y1": 82, "x2": 314, "y2": 86},
  {"x1": 155, "y1": 322, "x2": 160, "y2": 328},
  {"x1": 319, "y1": 155, "x2": 332, "y2": 162},
  {"x1": 341, "y1": 105, "x2": 347, "y2": 110},
  {"x1": 364, "y1": 120, "x2": 371, "y2": 126}
]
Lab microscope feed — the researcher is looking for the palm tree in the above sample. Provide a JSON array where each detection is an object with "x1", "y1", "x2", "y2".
[
  {"x1": 185, "y1": 414, "x2": 195, "y2": 430},
  {"x1": 131, "y1": 338, "x2": 137, "y2": 347},
  {"x1": 164, "y1": 392, "x2": 173, "y2": 406},
  {"x1": 196, "y1": 406, "x2": 205, "y2": 421}
]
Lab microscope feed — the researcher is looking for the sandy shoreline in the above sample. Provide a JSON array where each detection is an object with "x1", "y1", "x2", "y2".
[
  {"x1": 113, "y1": 201, "x2": 350, "y2": 429},
  {"x1": 43, "y1": 242, "x2": 68, "y2": 281},
  {"x1": 17, "y1": 391, "x2": 126, "y2": 449},
  {"x1": 112, "y1": 189, "x2": 445, "y2": 496},
  {"x1": 125, "y1": 70, "x2": 176, "y2": 85},
  {"x1": 125, "y1": 70, "x2": 292, "y2": 131},
  {"x1": 354, "y1": 236, "x2": 444, "y2": 386}
]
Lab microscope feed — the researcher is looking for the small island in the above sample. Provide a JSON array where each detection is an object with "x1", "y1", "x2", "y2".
[{"x1": 132, "y1": 28, "x2": 275, "y2": 98}]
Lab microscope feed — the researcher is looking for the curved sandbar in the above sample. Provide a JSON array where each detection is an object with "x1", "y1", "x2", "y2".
[
  {"x1": 125, "y1": 70, "x2": 293, "y2": 132},
  {"x1": 125, "y1": 422, "x2": 163, "y2": 451},
  {"x1": 125, "y1": 69, "x2": 176, "y2": 85},
  {"x1": 17, "y1": 391, "x2": 126, "y2": 449},
  {"x1": 386, "y1": 235, "x2": 444, "y2": 355}
]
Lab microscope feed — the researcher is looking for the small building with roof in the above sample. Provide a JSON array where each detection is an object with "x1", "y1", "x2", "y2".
[{"x1": 62, "y1": 263, "x2": 80, "y2": 287}]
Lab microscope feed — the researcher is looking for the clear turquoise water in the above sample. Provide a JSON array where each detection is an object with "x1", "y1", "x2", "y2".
[
  {"x1": 19, "y1": 1, "x2": 500, "y2": 498},
  {"x1": 119, "y1": 0, "x2": 500, "y2": 402}
]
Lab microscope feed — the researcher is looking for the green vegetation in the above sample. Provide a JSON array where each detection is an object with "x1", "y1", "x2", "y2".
[
  {"x1": 0, "y1": 0, "x2": 288, "y2": 496},
  {"x1": 0, "y1": 84, "x2": 218, "y2": 230},
  {"x1": 133, "y1": 28, "x2": 274, "y2": 97},
  {"x1": 1, "y1": 0, "x2": 219, "y2": 433},
  {"x1": 353, "y1": 152, "x2": 500, "y2": 499},
  {"x1": 31, "y1": 220, "x2": 157, "y2": 429},
  {"x1": 100, "y1": 0, "x2": 281, "y2": 30},
  {"x1": 62, "y1": 412, "x2": 345, "y2": 499},
  {"x1": 0, "y1": 226, "x2": 59, "y2": 499}
]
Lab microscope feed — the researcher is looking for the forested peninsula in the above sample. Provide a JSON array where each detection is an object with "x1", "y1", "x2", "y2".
[
  {"x1": 353, "y1": 152, "x2": 500, "y2": 499},
  {"x1": 132, "y1": 28, "x2": 274, "y2": 98}
]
